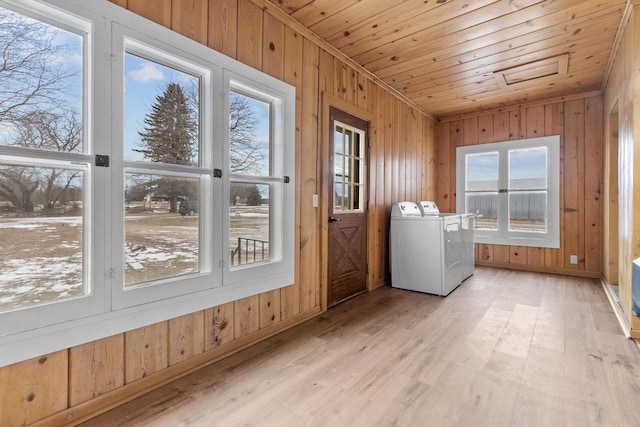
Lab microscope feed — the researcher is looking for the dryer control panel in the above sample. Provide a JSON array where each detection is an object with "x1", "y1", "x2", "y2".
[{"x1": 418, "y1": 200, "x2": 440, "y2": 216}]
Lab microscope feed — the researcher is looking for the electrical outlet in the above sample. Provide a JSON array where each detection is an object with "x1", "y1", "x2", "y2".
[{"x1": 570, "y1": 255, "x2": 578, "y2": 264}]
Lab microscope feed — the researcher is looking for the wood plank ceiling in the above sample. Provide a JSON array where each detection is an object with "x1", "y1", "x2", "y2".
[{"x1": 271, "y1": 0, "x2": 627, "y2": 118}]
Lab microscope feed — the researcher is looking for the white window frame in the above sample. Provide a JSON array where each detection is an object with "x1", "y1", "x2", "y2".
[
  {"x1": 223, "y1": 72, "x2": 295, "y2": 292},
  {"x1": 0, "y1": 0, "x2": 295, "y2": 367},
  {"x1": 0, "y1": 0, "x2": 106, "y2": 335},
  {"x1": 456, "y1": 135, "x2": 560, "y2": 248},
  {"x1": 110, "y1": 23, "x2": 220, "y2": 310}
]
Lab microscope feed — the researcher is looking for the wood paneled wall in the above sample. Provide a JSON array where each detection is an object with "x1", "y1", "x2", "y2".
[
  {"x1": 603, "y1": 2, "x2": 640, "y2": 336},
  {"x1": 435, "y1": 95, "x2": 603, "y2": 278},
  {"x1": 0, "y1": 0, "x2": 435, "y2": 425}
]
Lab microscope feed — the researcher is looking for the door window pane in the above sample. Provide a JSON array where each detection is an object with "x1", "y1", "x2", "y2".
[
  {"x1": 0, "y1": 165, "x2": 84, "y2": 312},
  {"x1": 509, "y1": 147, "x2": 547, "y2": 189},
  {"x1": 333, "y1": 122, "x2": 364, "y2": 212},
  {"x1": 124, "y1": 53, "x2": 200, "y2": 165},
  {"x1": 334, "y1": 130, "x2": 343, "y2": 154},
  {"x1": 229, "y1": 92, "x2": 270, "y2": 176},
  {"x1": 125, "y1": 173, "x2": 200, "y2": 286},
  {"x1": 229, "y1": 183, "x2": 270, "y2": 266},
  {"x1": 352, "y1": 183, "x2": 362, "y2": 211},
  {"x1": 334, "y1": 154, "x2": 344, "y2": 180},
  {"x1": 343, "y1": 184, "x2": 352, "y2": 210},
  {"x1": 0, "y1": 7, "x2": 84, "y2": 152},
  {"x1": 509, "y1": 191, "x2": 547, "y2": 232}
]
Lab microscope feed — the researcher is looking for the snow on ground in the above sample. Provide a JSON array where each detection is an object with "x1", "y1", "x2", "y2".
[
  {"x1": 0, "y1": 215, "x2": 198, "y2": 310},
  {"x1": 0, "y1": 254, "x2": 83, "y2": 311},
  {"x1": 0, "y1": 209, "x2": 267, "y2": 309},
  {"x1": 0, "y1": 216, "x2": 82, "y2": 228}
]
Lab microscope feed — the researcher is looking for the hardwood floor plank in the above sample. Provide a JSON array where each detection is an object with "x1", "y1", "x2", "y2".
[
  {"x1": 81, "y1": 267, "x2": 640, "y2": 427},
  {"x1": 511, "y1": 386, "x2": 565, "y2": 427},
  {"x1": 494, "y1": 303, "x2": 539, "y2": 359}
]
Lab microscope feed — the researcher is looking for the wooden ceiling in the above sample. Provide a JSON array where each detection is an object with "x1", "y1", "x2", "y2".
[{"x1": 270, "y1": 0, "x2": 627, "y2": 118}]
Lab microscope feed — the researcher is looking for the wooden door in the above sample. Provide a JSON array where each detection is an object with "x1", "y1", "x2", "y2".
[{"x1": 328, "y1": 108, "x2": 368, "y2": 307}]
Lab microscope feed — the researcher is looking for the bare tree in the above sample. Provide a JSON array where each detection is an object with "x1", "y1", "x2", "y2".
[
  {"x1": 13, "y1": 110, "x2": 82, "y2": 152},
  {"x1": 0, "y1": 8, "x2": 78, "y2": 122},
  {"x1": 229, "y1": 92, "x2": 265, "y2": 174},
  {"x1": 0, "y1": 166, "x2": 39, "y2": 212},
  {"x1": 182, "y1": 84, "x2": 264, "y2": 175},
  {"x1": 2, "y1": 112, "x2": 82, "y2": 211},
  {"x1": 0, "y1": 7, "x2": 82, "y2": 213}
]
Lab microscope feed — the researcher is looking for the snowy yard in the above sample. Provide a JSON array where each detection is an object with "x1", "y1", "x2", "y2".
[{"x1": 0, "y1": 204, "x2": 269, "y2": 312}]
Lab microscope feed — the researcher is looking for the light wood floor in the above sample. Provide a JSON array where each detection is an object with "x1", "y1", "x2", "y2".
[{"x1": 82, "y1": 267, "x2": 640, "y2": 426}]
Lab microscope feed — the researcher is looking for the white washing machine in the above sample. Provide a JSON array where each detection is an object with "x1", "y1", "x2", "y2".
[{"x1": 391, "y1": 201, "x2": 464, "y2": 296}]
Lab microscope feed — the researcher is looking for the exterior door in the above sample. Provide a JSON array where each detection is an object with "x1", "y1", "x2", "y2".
[{"x1": 328, "y1": 107, "x2": 368, "y2": 307}]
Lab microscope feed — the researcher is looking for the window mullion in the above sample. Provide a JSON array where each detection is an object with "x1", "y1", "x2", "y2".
[{"x1": 498, "y1": 147, "x2": 509, "y2": 238}]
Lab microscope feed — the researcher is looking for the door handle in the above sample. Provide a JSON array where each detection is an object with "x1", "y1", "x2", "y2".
[{"x1": 328, "y1": 216, "x2": 342, "y2": 223}]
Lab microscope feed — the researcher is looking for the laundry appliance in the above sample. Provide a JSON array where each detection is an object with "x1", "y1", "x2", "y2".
[{"x1": 390, "y1": 201, "x2": 474, "y2": 296}]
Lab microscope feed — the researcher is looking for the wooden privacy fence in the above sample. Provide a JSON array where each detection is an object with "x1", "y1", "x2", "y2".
[{"x1": 468, "y1": 192, "x2": 546, "y2": 221}]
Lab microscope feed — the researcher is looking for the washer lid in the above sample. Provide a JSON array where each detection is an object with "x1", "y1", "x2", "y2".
[{"x1": 418, "y1": 201, "x2": 440, "y2": 215}]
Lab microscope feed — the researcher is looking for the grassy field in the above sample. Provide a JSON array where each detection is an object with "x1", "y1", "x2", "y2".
[{"x1": 0, "y1": 203, "x2": 269, "y2": 313}]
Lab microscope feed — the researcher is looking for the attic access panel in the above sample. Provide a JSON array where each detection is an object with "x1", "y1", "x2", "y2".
[{"x1": 493, "y1": 53, "x2": 569, "y2": 87}]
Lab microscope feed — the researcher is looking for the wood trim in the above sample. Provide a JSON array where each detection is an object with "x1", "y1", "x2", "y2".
[
  {"x1": 370, "y1": 278, "x2": 387, "y2": 290},
  {"x1": 248, "y1": 0, "x2": 437, "y2": 123},
  {"x1": 437, "y1": 90, "x2": 602, "y2": 122},
  {"x1": 602, "y1": 0, "x2": 636, "y2": 91},
  {"x1": 320, "y1": 92, "x2": 374, "y2": 312},
  {"x1": 31, "y1": 307, "x2": 321, "y2": 427},
  {"x1": 474, "y1": 261, "x2": 601, "y2": 278},
  {"x1": 600, "y1": 276, "x2": 632, "y2": 338}
]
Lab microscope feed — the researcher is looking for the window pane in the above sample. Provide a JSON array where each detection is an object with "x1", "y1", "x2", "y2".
[
  {"x1": 0, "y1": 165, "x2": 84, "y2": 312},
  {"x1": 353, "y1": 158, "x2": 361, "y2": 185},
  {"x1": 334, "y1": 129, "x2": 344, "y2": 154},
  {"x1": 509, "y1": 191, "x2": 547, "y2": 232},
  {"x1": 342, "y1": 184, "x2": 351, "y2": 211},
  {"x1": 353, "y1": 183, "x2": 362, "y2": 210},
  {"x1": 229, "y1": 91, "x2": 270, "y2": 176},
  {"x1": 334, "y1": 181, "x2": 343, "y2": 211},
  {"x1": 354, "y1": 132, "x2": 361, "y2": 157},
  {"x1": 124, "y1": 53, "x2": 200, "y2": 165},
  {"x1": 467, "y1": 192, "x2": 498, "y2": 230},
  {"x1": 0, "y1": 7, "x2": 83, "y2": 152},
  {"x1": 509, "y1": 147, "x2": 547, "y2": 189},
  {"x1": 230, "y1": 183, "x2": 270, "y2": 266},
  {"x1": 334, "y1": 154, "x2": 344, "y2": 181},
  {"x1": 466, "y1": 152, "x2": 498, "y2": 191},
  {"x1": 344, "y1": 155, "x2": 351, "y2": 181},
  {"x1": 125, "y1": 174, "x2": 200, "y2": 286},
  {"x1": 343, "y1": 129, "x2": 352, "y2": 155}
]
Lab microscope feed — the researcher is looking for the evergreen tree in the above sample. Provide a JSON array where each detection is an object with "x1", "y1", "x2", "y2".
[
  {"x1": 135, "y1": 83, "x2": 198, "y2": 213},
  {"x1": 245, "y1": 184, "x2": 262, "y2": 206},
  {"x1": 230, "y1": 183, "x2": 262, "y2": 206},
  {"x1": 136, "y1": 83, "x2": 197, "y2": 165}
]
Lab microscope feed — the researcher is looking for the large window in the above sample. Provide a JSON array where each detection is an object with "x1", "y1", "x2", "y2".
[
  {"x1": 224, "y1": 75, "x2": 294, "y2": 290},
  {"x1": 456, "y1": 136, "x2": 560, "y2": 248},
  {"x1": 0, "y1": 0, "x2": 295, "y2": 367},
  {"x1": 0, "y1": 1, "x2": 103, "y2": 337}
]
